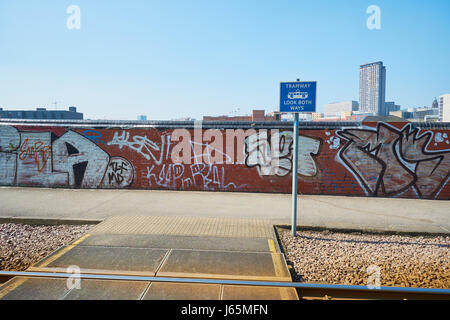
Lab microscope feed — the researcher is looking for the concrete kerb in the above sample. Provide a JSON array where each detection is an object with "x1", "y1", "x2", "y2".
[
  {"x1": 0, "y1": 217, "x2": 102, "y2": 226},
  {"x1": 275, "y1": 225, "x2": 450, "y2": 238}
]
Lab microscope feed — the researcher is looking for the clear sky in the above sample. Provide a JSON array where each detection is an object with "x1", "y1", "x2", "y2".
[{"x1": 1, "y1": 0, "x2": 449, "y2": 120}]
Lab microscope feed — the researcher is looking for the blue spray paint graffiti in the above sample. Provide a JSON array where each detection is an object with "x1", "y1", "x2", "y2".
[{"x1": 83, "y1": 130, "x2": 105, "y2": 144}]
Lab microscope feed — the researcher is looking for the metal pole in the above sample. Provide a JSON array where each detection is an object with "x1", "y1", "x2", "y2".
[
  {"x1": 1, "y1": 271, "x2": 450, "y2": 297},
  {"x1": 291, "y1": 112, "x2": 299, "y2": 236},
  {"x1": 0, "y1": 271, "x2": 450, "y2": 297}
]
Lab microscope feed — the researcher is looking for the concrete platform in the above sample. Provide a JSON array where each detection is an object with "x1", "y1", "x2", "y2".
[
  {"x1": 142, "y1": 282, "x2": 221, "y2": 300},
  {"x1": 142, "y1": 282, "x2": 298, "y2": 300},
  {"x1": 82, "y1": 234, "x2": 272, "y2": 252},
  {"x1": 0, "y1": 277, "x2": 150, "y2": 300},
  {"x1": 0, "y1": 277, "x2": 70, "y2": 300},
  {"x1": 0, "y1": 277, "x2": 298, "y2": 300},
  {"x1": 31, "y1": 246, "x2": 169, "y2": 276},
  {"x1": 1, "y1": 187, "x2": 448, "y2": 234},
  {"x1": 157, "y1": 250, "x2": 292, "y2": 281},
  {"x1": 63, "y1": 279, "x2": 150, "y2": 300},
  {"x1": 1, "y1": 216, "x2": 298, "y2": 300}
]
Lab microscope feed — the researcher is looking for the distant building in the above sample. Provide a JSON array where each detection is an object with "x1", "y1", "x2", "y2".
[
  {"x1": 313, "y1": 117, "x2": 341, "y2": 122},
  {"x1": 171, "y1": 117, "x2": 197, "y2": 121},
  {"x1": 384, "y1": 101, "x2": 401, "y2": 114},
  {"x1": 310, "y1": 112, "x2": 323, "y2": 120},
  {"x1": 310, "y1": 110, "x2": 374, "y2": 122},
  {"x1": 424, "y1": 114, "x2": 439, "y2": 122},
  {"x1": 345, "y1": 114, "x2": 369, "y2": 122},
  {"x1": 345, "y1": 112, "x2": 375, "y2": 121},
  {"x1": 279, "y1": 112, "x2": 312, "y2": 121},
  {"x1": 203, "y1": 115, "x2": 250, "y2": 121},
  {"x1": 389, "y1": 110, "x2": 403, "y2": 118},
  {"x1": 310, "y1": 109, "x2": 374, "y2": 122},
  {"x1": 439, "y1": 94, "x2": 450, "y2": 122},
  {"x1": 203, "y1": 109, "x2": 279, "y2": 121},
  {"x1": 389, "y1": 110, "x2": 414, "y2": 120},
  {"x1": 0, "y1": 106, "x2": 83, "y2": 120},
  {"x1": 280, "y1": 113, "x2": 293, "y2": 121},
  {"x1": 137, "y1": 115, "x2": 147, "y2": 121},
  {"x1": 299, "y1": 113, "x2": 312, "y2": 121},
  {"x1": 412, "y1": 107, "x2": 438, "y2": 121},
  {"x1": 359, "y1": 61, "x2": 386, "y2": 116},
  {"x1": 323, "y1": 101, "x2": 359, "y2": 118},
  {"x1": 432, "y1": 97, "x2": 439, "y2": 109},
  {"x1": 265, "y1": 111, "x2": 282, "y2": 120}
]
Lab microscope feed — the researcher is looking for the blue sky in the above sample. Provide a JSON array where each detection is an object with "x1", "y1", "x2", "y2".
[{"x1": 1, "y1": 0, "x2": 449, "y2": 120}]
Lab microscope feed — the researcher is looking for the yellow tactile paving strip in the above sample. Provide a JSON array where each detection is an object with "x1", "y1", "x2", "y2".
[
  {"x1": 0, "y1": 277, "x2": 29, "y2": 300},
  {"x1": 34, "y1": 234, "x2": 91, "y2": 268},
  {"x1": 89, "y1": 216, "x2": 276, "y2": 239}
]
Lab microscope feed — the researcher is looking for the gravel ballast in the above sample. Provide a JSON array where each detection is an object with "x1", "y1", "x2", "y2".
[
  {"x1": 0, "y1": 223, "x2": 93, "y2": 271},
  {"x1": 277, "y1": 227, "x2": 450, "y2": 289}
]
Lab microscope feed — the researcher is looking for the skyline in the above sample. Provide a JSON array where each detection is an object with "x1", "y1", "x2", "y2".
[{"x1": 1, "y1": 0, "x2": 449, "y2": 120}]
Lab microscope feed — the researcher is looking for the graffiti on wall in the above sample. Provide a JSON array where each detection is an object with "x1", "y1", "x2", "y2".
[
  {"x1": 145, "y1": 139, "x2": 244, "y2": 190},
  {"x1": 101, "y1": 157, "x2": 134, "y2": 188},
  {"x1": 337, "y1": 122, "x2": 450, "y2": 199},
  {"x1": 107, "y1": 130, "x2": 165, "y2": 164},
  {"x1": 0, "y1": 126, "x2": 134, "y2": 188},
  {"x1": 1, "y1": 122, "x2": 449, "y2": 199},
  {"x1": 101, "y1": 129, "x2": 245, "y2": 190},
  {"x1": 244, "y1": 130, "x2": 321, "y2": 177}
]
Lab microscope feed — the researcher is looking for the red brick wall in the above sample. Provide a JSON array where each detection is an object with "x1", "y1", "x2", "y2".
[{"x1": 0, "y1": 121, "x2": 449, "y2": 199}]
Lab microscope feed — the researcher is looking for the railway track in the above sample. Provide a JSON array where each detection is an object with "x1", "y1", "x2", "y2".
[{"x1": 0, "y1": 271, "x2": 449, "y2": 300}]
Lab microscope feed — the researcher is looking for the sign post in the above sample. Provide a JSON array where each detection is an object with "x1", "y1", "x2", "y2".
[
  {"x1": 279, "y1": 80, "x2": 317, "y2": 236},
  {"x1": 291, "y1": 112, "x2": 299, "y2": 236}
]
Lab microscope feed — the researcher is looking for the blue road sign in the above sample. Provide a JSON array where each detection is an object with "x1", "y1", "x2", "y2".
[{"x1": 280, "y1": 81, "x2": 317, "y2": 113}]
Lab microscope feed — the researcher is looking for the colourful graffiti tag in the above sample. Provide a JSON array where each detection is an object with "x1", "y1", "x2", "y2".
[
  {"x1": 18, "y1": 138, "x2": 52, "y2": 172},
  {"x1": 337, "y1": 123, "x2": 450, "y2": 199}
]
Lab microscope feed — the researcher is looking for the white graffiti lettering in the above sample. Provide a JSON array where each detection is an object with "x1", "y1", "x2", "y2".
[
  {"x1": 107, "y1": 131, "x2": 164, "y2": 164},
  {"x1": 244, "y1": 130, "x2": 321, "y2": 177}
]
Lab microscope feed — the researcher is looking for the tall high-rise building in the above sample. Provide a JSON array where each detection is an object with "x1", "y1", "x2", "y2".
[
  {"x1": 439, "y1": 94, "x2": 450, "y2": 122},
  {"x1": 359, "y1": 61, "x2": 386, "y2": 116}
]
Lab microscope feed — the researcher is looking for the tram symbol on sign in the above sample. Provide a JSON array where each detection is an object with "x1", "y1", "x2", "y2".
[{"x1": 287, "y1": 90, "x2": 308, "y2": 100}]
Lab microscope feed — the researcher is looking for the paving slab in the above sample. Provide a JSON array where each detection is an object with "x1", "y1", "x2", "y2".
[
  {"x1": 222, "y1": 285, "x2": 298, "y2": 300},
  {"x1": 31, "y1": 246, "x2": 168, "y2": 275},
  {"x1": 0, "y1": 277, "x2": 150, "y2": 300},
  {"x1": 157, "y1": 250, "x2": 292, "y2": 282},
  {"x1": 142, "y1": 282, "x2": 222, "y2": 300},
  {"x1": 0, "y1": 277, "x2": 70, "y2": 300},
  {"x1": 63, "y1": 279, "x2": 150, "y2": 300},
  {"x1": 90, "y1": 216, "x2": 276, "y2": 238},
  {"x1": 81, "y1": 234, "x2": 272, "y2": 252}
]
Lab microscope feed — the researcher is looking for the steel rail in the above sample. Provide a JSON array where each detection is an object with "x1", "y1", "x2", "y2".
[{"x1": 0, "y1": 270, "x2": 449, "y2": 299}]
